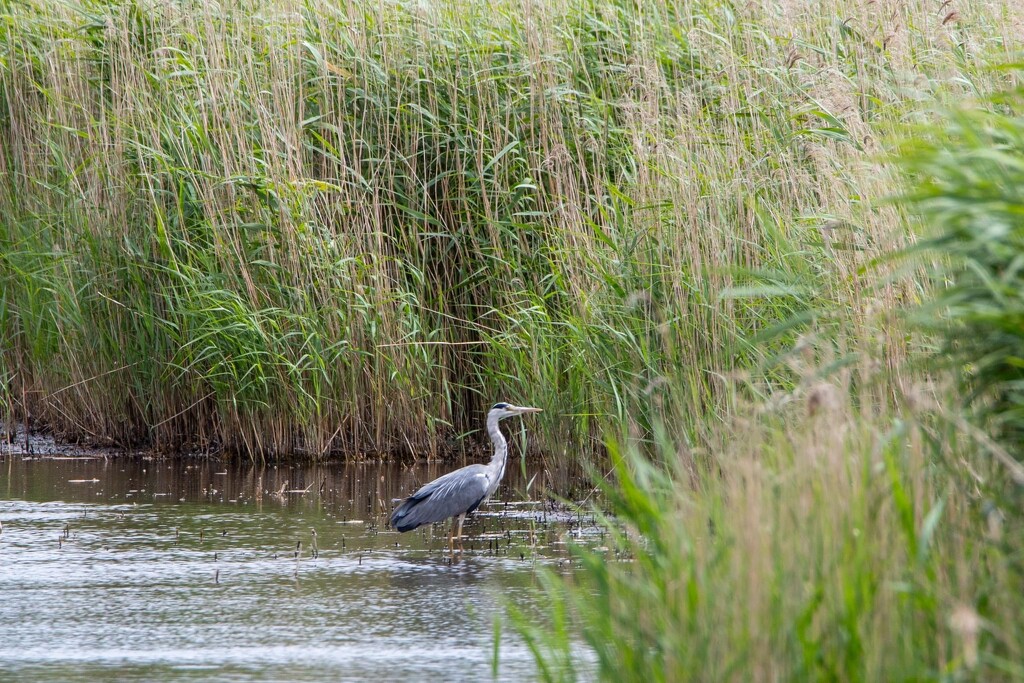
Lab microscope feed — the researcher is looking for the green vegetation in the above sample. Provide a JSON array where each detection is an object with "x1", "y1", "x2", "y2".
[
  {"x1": 516, "y1": 397, "x2": 1024, "y2": 680},
  {"x1": 900, "y1": 95, "x2": 1024, "y2": 450},
  {"x1": 4, "y1": 0, "x2": 998, "y2": 458},
  {"x1": 3, "y1": 0, "x2": 1024, "y2": 678},
  {"x1": 2, "y1": 0, "x2": 746, "y2": 456},
  {"x1": 507, "y1": 5, "x2": 1024, "y2": 680}
]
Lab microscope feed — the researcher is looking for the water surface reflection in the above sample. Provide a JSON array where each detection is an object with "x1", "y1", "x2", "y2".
[{"x1": 0, "y1": 451, "x2": 598, "y2": 681}]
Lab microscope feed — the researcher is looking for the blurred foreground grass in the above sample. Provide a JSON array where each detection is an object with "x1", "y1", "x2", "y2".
[{"x1": 513, "y1": 76, "x2": 1024, "y2": 682}]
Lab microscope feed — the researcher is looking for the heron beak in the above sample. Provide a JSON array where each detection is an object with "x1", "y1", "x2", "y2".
[{"x1": 516, "y1": 406, "x2": 542, "y2": 414}]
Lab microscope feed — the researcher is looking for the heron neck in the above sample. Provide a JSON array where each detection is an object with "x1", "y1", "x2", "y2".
[{"x1": 486, "y1": 413, "x2": 508, "y2": 486}]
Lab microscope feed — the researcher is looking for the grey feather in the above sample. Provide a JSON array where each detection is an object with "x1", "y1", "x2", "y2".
[{"x1": 390, "y1": 465, "x2": 490, "y2": 532}]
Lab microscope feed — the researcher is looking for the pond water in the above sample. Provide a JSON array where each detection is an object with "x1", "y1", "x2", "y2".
[{"x1": 0, "y1": 437, "x2": 599, "y2": 681}]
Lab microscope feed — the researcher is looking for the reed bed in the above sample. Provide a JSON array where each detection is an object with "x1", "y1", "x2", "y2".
[{"x1": 5, "y1": 0, "x2": 1013, "y2": 458}]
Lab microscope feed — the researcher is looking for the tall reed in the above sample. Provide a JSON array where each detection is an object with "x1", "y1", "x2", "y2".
[{"x1": 2, "y1": 0, "x2": 1019, "y2": 458}]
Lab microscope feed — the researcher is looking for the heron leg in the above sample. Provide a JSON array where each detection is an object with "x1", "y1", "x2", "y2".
[{"x1": 456, "y1": 513, "x2": 467, "y2": 549}]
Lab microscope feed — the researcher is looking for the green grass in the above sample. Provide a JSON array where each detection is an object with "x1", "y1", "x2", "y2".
[{"x1": 5, "y1": 0, "x2": 1015, "y2": 458}]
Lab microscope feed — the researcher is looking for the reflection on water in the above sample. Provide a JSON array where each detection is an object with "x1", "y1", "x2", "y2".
[{"x1": 0, "y1": 449, "x2": 599, "y2": 681}]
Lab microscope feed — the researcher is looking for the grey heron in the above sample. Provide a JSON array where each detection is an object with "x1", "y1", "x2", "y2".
[{"x1": 390, "y1": 402, "x2": 542, "y2": 546}]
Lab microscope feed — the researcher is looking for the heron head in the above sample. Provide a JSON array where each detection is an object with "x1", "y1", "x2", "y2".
[{"x1": 490, "y1": 402, "x2": 543, "y2": 419}]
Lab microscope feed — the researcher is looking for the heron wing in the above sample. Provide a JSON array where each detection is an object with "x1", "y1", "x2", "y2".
[{"x1": 390, "y1": 464, "x2": 491, "y2": 532}]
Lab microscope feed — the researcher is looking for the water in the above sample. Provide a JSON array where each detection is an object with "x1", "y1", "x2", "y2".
[{"x1": 0, "y1": 441, "x2": 598, "y2": 681}]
